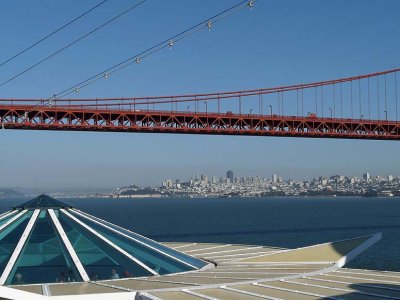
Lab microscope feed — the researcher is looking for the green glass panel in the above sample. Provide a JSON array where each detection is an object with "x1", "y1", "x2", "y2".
[
  {"x1": 71, "y1": 212, "x2": 194, "y2": 275},
  {"x1": 58, "y1": 213, "x2": 153, "y2": 281},
  {"x1": 6, "y1": 211, "x2": 82, "y2": 285},
  {"x1": 0, "y1": 212, "x2": 19, "y2": 228},
  {"x1": 0, "y1": 211, "x2": 32, "y2": 273},
  {"x1": 75, "y1": 210, "x2": 206, "y2": 270}
]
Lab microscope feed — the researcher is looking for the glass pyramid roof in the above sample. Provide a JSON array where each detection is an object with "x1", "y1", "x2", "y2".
[
  {"x1": 0, "y1": 195, "x2": 208, "y2": 286},
  {"x1": 14, "y1": 194, "x2": 73, "y2": 210}
]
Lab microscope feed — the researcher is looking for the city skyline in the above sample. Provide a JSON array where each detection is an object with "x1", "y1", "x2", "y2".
[
  {"x1": 114, "y1": 169, "x2": 400, "y2": 199},
  {"x1": 0, "y1": 1, "x2": 399, "y2": 188},
  {"x1": 162, "y1": 170, "x2": 396, "y2": 186}
]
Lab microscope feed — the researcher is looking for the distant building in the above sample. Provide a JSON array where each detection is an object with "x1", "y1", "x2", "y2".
[
  {"x1": 388, "y1": 175, "x2": 394, "y2": 182},
  {"x1": 226, "y1": 170, "x2": 234, "y2": 183},
  {"x1": 162, "y1": 179, "x2": 174, "y2": 188},
  {"x1": 272, "y1": 174, "x2": 278, "y2": 183},
  {"x1": 363, "y1": 173, "x2": 370, "y2": 181}
]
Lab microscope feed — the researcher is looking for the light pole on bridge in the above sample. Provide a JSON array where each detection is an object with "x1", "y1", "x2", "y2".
[
  {"x1": 269, "y1": 105, "x2": 272, "y2": 116},
  {"x1": 384, "y1": 110, "x2": 388, "y2": 121},
  {"x1": 329, "y1": 108, "x2": 332, "y2": 118},
  {"x1": 204, "y1": 101, "x2": 208, "y2": 115}
]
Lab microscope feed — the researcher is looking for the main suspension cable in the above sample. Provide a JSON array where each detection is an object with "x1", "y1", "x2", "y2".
[{"x1": 50, "y1": 0, "x2": 256, "y2": 101}]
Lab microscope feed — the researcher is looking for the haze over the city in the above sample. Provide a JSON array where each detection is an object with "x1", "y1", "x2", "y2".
[{"x1": 1, "y1": 0, "x2": 399, "y2": 189}]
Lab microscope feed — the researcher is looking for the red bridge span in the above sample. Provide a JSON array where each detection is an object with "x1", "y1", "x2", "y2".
[{"x1": 1, "y1": 68, "x2": 399, "y2": 140}]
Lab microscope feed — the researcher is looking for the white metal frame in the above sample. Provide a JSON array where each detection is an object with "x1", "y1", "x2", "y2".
[
  {"x1": 282, "y1": 278, "x2": 397, "y2": 299},
  {"x1": 321, "y1": 273, "x2": 400, "y2": 284},
  {"x1": 0, "y1": 210, "x2": 18, "y2": 222},
  {"x1": 221, "y1": 286, "x2": 282, "y2": 300},
  {"x1": 184, "y1": 244, "x2": 232, "y2": 253},
  {"x1": 172, "y1": 243, "x2": 197, "y2": 249},
  {"x1": 71, "y1": 209, "x2": 199, "y2": 269},
  {"x1": 228, "y1": 233, "x2": 381, "y2": 265},
  {"x1": 0, "y1": 209, "x2": 40, "y2": 285},
  {"x1": 254, "y1": 282, "x2": 341, "y2": 300},
  {"x1": 48, "y1": 209, "x2": 90, "y2": 282},
  {"x1": 0, "y1": 210, "x2": 27, "y2": 233},
  {"x1": 73, "y1": 209, "x2": 212, "y2": 268},
  {"x1": 60, "y1": 209, "x2": 158, "y2": 276},
  {"x1": 183, "y1": 289, "x2": 220, "y2": 300},
  {"x1": 188, "y1": 246, "x2": 263, "y2": 256}
]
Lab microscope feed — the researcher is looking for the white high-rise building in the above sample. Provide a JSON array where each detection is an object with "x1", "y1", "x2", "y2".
[{"x1": 388, "y1": 175, "x2": 394, "y2": 182}]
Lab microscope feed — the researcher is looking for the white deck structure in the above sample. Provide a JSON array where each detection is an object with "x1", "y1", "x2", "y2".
[{"x1": 0, "y1": 196, "x2": 396, "y2": 300}]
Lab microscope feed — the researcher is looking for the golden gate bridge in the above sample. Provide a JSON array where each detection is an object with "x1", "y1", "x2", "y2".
[{"x1": 0, "y1": 68, "x2": 399, "y2": 140}]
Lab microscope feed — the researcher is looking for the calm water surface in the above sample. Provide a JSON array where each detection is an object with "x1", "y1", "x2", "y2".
[{"x1": 1, "y1": 197, "x2": 399, "y2": 271}]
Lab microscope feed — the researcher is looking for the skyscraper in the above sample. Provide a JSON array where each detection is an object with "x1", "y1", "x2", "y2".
[
  {"x1": 363, "y1": 173, "x2": 370, "y2": 181},
  {"x1": 226, "y1": 170, "x2": 234, "y2": 183},
  {"x1": 272, "y1": 174, "x2": 278, "y2": 183}
]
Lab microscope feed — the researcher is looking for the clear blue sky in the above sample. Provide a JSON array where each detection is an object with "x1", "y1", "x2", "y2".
[{"x1": 0, "y1": 0, "x2": 399, "y2": 189}]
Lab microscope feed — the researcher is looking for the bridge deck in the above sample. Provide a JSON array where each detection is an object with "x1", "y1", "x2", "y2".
[{"x1": 1, "y1": 105, "x2": 400, "y2": 140}]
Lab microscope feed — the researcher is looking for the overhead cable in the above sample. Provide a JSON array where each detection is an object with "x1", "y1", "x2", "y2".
[
  {"x1": 0, "y1": 0, "x2": 110, "y2": 69},
  {"x1": 0, "y1": 0, "x2": 146, "y2": 88},
  {"x1": 50, "y1": 0, "x2": 257, "y2": 101}
]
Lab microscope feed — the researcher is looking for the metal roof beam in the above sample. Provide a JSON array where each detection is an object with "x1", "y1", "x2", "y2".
[
  {"x1": 0, "y1": 210, "x2": 27, "y2": 233},
  {"x1": 48, "y1": 209, "x2": 90, "y2": 282},
  {"x1": 0, "y1": 209, "x2": 40, "y2": 285},
  {"x1": 71, "y1": 208, "x2": 199, "y2": 269},
  {"x1": 60, "y1": 209, "x2": 158, "y2": 276},
  {"x1": 0, "y1": 210, "x2": 17, "y2": 221}
]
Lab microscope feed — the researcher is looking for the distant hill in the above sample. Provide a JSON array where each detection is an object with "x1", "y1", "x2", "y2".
[{"x1": 0, "y1": 189, "x2": 24, "y2": 199}]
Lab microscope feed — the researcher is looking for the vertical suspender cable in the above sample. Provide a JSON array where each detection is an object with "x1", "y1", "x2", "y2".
[
  {"x1": 358, "y1": 79, "x2": 362, "y2": 118},
  {"x1": 340, "y1": 83, "x2": 343, "y2": 118},
  {"x1": 395, "y1": 72, "x2": 398, "y2": 122},
  {"x1": 277, "y1": 91, "x2": 280, "y2": 116},
  {"x1": 377, "y1": 76, "x2": 380, "y2": 120},
  {"x1": 239, "y1": 94, "x2": 242, "y2": 115},
  {"x1": 333, "y1": 84, "x2": 336, "y2": 118},
  {"x1": 368, "y1": 77, "x2": 371, "y2": 119},
  {"x1": 350, "y1": 80, "x2": 353, "y2": 119},
  {"x1": 321, "y1": 86, "x2": 324, "y2": 118},
  {"x1": 315, "y1": 87, "x2": 318, "y2": 115},
  {"x1": 384, "y1": 74, "x2": 388, "y2": 118}
]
